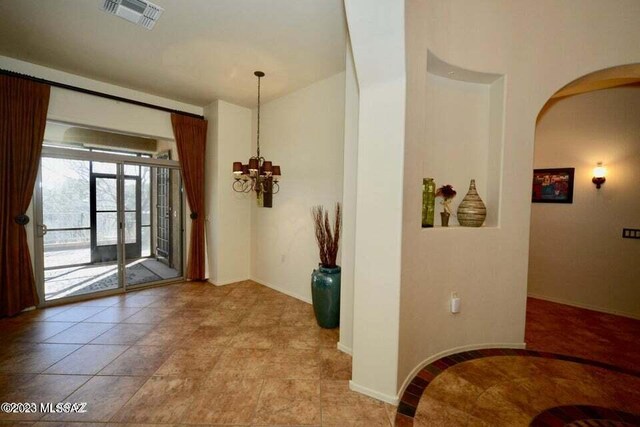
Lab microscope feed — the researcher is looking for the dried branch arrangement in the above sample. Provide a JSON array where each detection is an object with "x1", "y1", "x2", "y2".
[{"x1": 312, "y1": 203, "x2": 341, "y2": 268}]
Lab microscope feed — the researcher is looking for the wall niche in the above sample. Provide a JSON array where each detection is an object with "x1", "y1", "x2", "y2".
[{"x1": 425, "y1": 51, "x2": 505, "y2": 228}]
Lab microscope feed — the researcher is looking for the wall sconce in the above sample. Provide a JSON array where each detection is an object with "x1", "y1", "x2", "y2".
[{"x1": 592, "y1": 162, "x2": 606, "y2": 189}]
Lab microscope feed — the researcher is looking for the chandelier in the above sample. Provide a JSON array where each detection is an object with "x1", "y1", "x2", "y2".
[{"x1": 232, "y1": 71, "x2": 281, "y2": 208}]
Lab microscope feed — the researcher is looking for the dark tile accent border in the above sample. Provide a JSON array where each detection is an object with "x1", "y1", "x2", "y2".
[
  {"x1": 530, "y1": 405, "x2": 640, "y2": 426},
  {"x1": 395, "y1": 348, "x2": 640, "y2": 426}
]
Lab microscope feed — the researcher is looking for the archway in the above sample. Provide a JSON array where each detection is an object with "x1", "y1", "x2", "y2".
[{"x1": 525, "y1": 64, "x2": 640, "y2": 371}]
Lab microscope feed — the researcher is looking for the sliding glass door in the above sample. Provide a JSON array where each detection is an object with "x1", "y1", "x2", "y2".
[
  {"x1": 35, "y1": 145, "x2": 184, "y2": 304},
  {"x1": 123, "y1": 164, "x2": 183, "y2": 288}
]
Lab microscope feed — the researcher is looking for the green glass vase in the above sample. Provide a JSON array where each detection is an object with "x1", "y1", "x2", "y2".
[{"x1": 422, "y1": 178, "x2": 435, "y2": 227}]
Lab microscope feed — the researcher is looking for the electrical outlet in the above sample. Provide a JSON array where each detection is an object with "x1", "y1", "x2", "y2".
[
  {"x1": 450, "y1": 292, "x2": 460, "y2": 314},
  {"x1": 622, "y1": 228, "x2": 640, "y2": 239}
]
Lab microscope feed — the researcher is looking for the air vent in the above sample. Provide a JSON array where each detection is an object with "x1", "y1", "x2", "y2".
[{"x1": 101, "y1": 0, "x2": 164, "y2": 30}]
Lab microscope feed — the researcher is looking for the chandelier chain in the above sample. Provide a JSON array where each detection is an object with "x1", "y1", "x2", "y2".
[{"x1": 256, "y1": 74, "x2": 261, "y2": 159}]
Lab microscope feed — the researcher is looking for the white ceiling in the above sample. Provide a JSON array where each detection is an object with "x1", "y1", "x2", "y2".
[{"x1": 0, "y1": 0, "x2": 347, "y2": 107}]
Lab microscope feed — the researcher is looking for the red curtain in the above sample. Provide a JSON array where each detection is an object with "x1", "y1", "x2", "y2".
[
  {"x1": 0, "y1": 75, "x2": 50, "y2": 317},
  {"x1": 171, "y1": 113, "x2": 207, "y2": 280}
]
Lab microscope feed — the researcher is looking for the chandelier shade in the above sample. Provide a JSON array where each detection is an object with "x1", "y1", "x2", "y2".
[
  {"x1": 248, "y1": 158, "x2": 259, "y2": 172},
  {"x1": 231, "y1": 71, "x2": 281, "y2": 207}
]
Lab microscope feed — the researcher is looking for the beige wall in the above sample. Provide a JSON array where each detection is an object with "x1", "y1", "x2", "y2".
[
  {"x1": 338, "y1": 39, "x2": 359, "y2": 355},
  {"x1": 204, "y1": 100, "x2": 252, "y2": 285},
  {"x1": 529, "y1": 86, "x2": 640, "y2": 318},
  {"x1": 399, "y1": 0, "x2": 640, "y2": 397},
  {"x1": 344, "y1": 0, "x2": 406, "y2": 402},
  {"x1": 250, "y1": 72, "x2": 346, "y2": 302}
]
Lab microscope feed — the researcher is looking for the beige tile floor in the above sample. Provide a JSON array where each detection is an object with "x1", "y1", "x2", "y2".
[{"x1": 0, "y1": 280, "x2": 396, "y2": 426}]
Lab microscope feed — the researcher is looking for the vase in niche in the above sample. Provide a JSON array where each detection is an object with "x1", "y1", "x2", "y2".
[
  {"x1": 421, "y1": 178, "x2": 436, "y2": 228},
  {"x1": 457, "y1": 179, "x2": 486, "y2": 227},
  {"x1": 440, "y1": 212, "x2": 450, "y2": 227}
]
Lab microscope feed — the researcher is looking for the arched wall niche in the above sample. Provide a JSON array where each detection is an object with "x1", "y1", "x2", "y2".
[{"x1": 424, "y1": 50, "x2": 505, "y2": 228}]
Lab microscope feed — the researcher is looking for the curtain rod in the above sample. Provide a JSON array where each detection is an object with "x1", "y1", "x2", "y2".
[{"x1": 0, "y1": 68, "x2": 205, "y2": 120}]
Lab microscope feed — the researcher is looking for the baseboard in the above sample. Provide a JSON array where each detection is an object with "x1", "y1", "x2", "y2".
[
  {"x1": 349, "y1": 380, "x2": 399, "y2": 405},
  {"x1": 207, "y1": 278, "x2": 249, "y2": 287},
  {"x1": 337, "y1": 341, "x2": 352, "y2": 355},
  {"x1": 397, "y1": 341, "x2": 527, "y2": 402},
  {"x1": 528, "y1": 293, "x2": 640, "y2": 320},
  {"x1": 250, "y1": 276, "x2": 312, "y2": 305}
]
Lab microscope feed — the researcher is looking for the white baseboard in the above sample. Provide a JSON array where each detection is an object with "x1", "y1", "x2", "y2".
[
  {"x1": 349, "y1": 380, "x2": 399, "y2": 405},
  {"x1": 250, "y1": 276, "x2": 312, "y2": 305},
  {"x1": 528, "y1": 293, "x2": 640, "y2": 320},
  {"x1": 337, "y1": 341, "x2": 352, "y2": 355},
  {"x1": 396, "y1": 341, "x2": 526, "y2": 402},
  {"x1": 207, "y1": 278, "x2": 249, "y2": 287}
]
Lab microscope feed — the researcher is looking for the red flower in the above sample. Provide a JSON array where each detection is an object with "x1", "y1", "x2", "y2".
[{"x1": 436, "y1": 185, "x2": 457, "y2": 200}]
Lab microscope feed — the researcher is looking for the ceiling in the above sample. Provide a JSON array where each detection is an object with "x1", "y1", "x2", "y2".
[{"x1": 0, "y1": 0, "x2": 347, "y2": 107}]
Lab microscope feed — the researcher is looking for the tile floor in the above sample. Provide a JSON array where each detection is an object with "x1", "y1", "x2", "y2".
[
  {"x1": 3, "y1": 285, "x2": 638, "y2": 427},
  {"x1": 395, "y1": 299, "x2": 640, "y2": 426},
  {"x1": 0, "y1": 280, "x2": 396, "y2": 426},
  {"x1": 525, "y1": 297, "x2": 640, "y2": 372}
]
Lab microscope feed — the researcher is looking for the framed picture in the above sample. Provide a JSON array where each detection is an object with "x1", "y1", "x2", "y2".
[{"x1": 532, "y1": 168, "x2": 575, "y2": 203}]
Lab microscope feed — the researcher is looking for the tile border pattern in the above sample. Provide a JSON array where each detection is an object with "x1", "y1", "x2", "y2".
[
  {"x1": 529, "y1": 405, "x2": 640, "y2": 426},
  {"x1": 395, "y1": 348, "x2": 640, "y2": 426}
]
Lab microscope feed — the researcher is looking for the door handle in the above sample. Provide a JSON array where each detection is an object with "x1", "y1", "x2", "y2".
[{"x1": 38, "y1": 223, "x2": 48, "y2": 237}]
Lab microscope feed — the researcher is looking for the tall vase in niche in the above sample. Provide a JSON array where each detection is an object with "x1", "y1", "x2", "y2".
[
  {"x1": 422, "y1": 178, "x2": 436, "y2": 228},
  {"x1": 457, "y1": 179, "x2": 487, "y2": 227}
]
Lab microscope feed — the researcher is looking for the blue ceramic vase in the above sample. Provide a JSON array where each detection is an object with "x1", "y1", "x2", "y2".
[{"x1": 311, "y1": 265, "x2": 341, "y2": 329}]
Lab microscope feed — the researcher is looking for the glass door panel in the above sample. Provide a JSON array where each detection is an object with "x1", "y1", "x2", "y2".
[
  {"x1": 123, "y1": 165, "x2": 183, "y2": 288},
  {"x1": 122, "y1": 177, "x2": 141, "y2": 260},
  {"x1": 141, "y1": 165, "x2": 151, "y2": 257},
  {"x1": 95, "y1": 211, "x2": 118, "y2": 246},
  {"x1": 91, "y1": 175, "x2": 119, "y2": 262},
  {"x1": 41, "y1": 158, "x2": 122, "y2": 301},
  {"x1": 156, "y1": 166, "x2": 170, "y2": 262}
]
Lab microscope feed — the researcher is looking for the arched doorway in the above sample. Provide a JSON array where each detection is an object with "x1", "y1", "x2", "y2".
[{"x1": 525, "y1": 64, "x2": 640, "y2": 371}]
